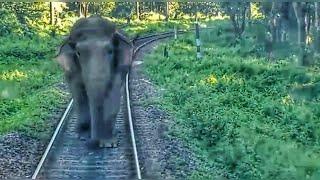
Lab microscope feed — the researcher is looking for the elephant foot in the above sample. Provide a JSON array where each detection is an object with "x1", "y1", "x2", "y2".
[
  {"x1": 98, "y1": 137, "x2": 118, "y2": 148},
  {"x1": 85, "y1": 139, "x2": 100, "y2": 150},
  {"x1": 85, "y1": 137, "x2": 118, "y2": 149}
]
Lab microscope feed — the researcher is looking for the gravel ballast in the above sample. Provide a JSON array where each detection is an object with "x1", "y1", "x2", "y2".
[
  {"x1": 0, "y1": 83, "x2": 70, "y2": 179},
  {"x1": 130, "y1": 40, "x2": 199, "y2": 179}
]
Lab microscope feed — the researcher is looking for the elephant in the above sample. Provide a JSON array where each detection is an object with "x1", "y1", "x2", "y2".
[{"x1": 55, "y1": 15, "x2": 133, "y2": 148}]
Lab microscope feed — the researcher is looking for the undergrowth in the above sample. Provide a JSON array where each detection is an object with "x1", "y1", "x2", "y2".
[
  {"x1": 0, "y1": 35, "x2": 69, "y2": 138},
  {"x1": 143, "y1": 20, "x2": 320, "y2": 180}
]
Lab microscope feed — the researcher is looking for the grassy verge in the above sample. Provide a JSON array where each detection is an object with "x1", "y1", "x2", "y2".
[
  {"x1": 0, "y1": 35, "x2": 69, "y2": 139},
  {"x1": 143, "y1": 20, "x2": 320, "y2": 179}
]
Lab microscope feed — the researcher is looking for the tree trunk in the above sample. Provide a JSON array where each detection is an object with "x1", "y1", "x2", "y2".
[
  {"x1": 305, "y1": 4, "x2": 311, "y2": 39},
  {"x1": 136, "y1": 2, "x2": 140, "y2": 20},
  {"x1": 230, "y1": 14, "x2": 241, "y2": 38},
  {"x1": 280, "y1": 2, "x2": 289, "y2": 42},
  {"x1": 247, "y1": 2, "x2": 252, "y2": 26},
  {"x1": 84, "y1": 2, "x2": 89, "y2": 18},
  {"x1": 315, "y1": 2, "x2": 320, "y2": 52},
  {"x1": 293, "y1": 2, "x2": 307, "y2": 65},
  {"x1": 50, "y1": 2, "x2": 54, "y2": 25},
  {"x1": 270, "y1": 2, "x2": 282, "y2": 43},
  {"x1": 240, "y1": 4, "x2": 247, "y2": 34},
  {"x1": 165, "y1": 2, "x2": 169, "y2": 21},
  {"x1": 79, "y1": 2, "x2": 83, "y2": 17},
  {"x1": 293, "y1": 3, "x2": 307, "y2": 46},
  {"x1": 228, "y1": 4, "x2": 247, "y2": 39}
]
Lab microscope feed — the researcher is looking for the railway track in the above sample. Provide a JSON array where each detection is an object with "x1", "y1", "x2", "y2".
[{"x1": 31, "y1": 32, "x2": 175, "y2": 180}]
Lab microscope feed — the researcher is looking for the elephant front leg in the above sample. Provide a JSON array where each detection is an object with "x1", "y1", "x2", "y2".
[
  {"x1": 75, "y1": 87, "x2": 91, "y2": 132},
  {"x1": 74, "y1": 91, "x2": 91, "y2": 141},
  {"x1": 67, "y1": 77, "x2": 91, "y2": 137},
  {"x1": 87, "y1": 101, "x2": 117, "y2": 149},
  {"x1": 99, "y1": 82, "x2": 122, "y2": 148},
  {"x1": 98, "y1": 116, "x2": 117, "y2": 148}
]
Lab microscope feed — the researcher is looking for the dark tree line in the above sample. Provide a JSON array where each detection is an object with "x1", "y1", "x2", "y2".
[
  {"x1": 1, "y1": 2, "x2": 320, "y2": 65},
  {"x1": 219, "y1": 2, "x2": 320, "y2": 65}
]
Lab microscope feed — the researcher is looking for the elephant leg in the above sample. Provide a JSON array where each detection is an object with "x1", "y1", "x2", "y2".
[
  {"x1": 88, "y1": 77, "x2": 122, "y2": 148},
  {"x1": 100, "y1": 75, "x2": 122, "y2": 148},
  {"x1": 66, "y1": 75, "x2": 91, "y2": 134},
  {"x1": 74, "y1": 86, "x2": 90, "y2": 132},
  {"x1": 98, "y1": 113, "x2": 118, "y2": 148},
  {"x1": 84, "y1": 72, "x2": 122, "y2": 149},
  {"x1": 94, "y1": 93, "x2": 119, "y2": 148},
  {"x1": 87, "y1": 100, "x2": 117, "y2": 149}
]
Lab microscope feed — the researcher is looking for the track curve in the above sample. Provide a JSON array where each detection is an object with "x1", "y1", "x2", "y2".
[{"x1": 31, "y1": 32, "x2": 175, "y2": 180}]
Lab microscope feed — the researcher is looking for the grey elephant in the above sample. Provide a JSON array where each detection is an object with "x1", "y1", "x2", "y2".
[{"x1": 55, "y1": 15, "x2": 133, "y2": 148}]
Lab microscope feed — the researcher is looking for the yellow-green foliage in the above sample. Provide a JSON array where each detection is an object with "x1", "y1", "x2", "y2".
[{"x1": 251, "y1": 3, "x2": 264, "y2": 20}]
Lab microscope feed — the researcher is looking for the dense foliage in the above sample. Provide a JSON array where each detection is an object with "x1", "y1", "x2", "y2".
[
  {"x1": 144, "y1": 20, "x2": 320, "y2": 179},
  {"x1": 0, "y1": 36, "x2": 68, "y2": 138}
]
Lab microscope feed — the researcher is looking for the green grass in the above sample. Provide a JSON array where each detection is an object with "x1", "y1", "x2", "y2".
[
  {"x1": 143, "y1": 20, "x2": 320, "y2": 180},
  {"x1": 0, "y1": 35, "x2": 69, "y2": 138}
]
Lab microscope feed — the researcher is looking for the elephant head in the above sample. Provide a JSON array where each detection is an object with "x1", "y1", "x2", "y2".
[{"x1": 55, "y1": 15, "x2": 133, "y2": 148}]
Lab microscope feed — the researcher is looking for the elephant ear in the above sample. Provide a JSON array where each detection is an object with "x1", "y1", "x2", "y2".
[
  {"x1": 55, "y1": 39, "x2": 78, "y2": 73},
  {"x1": 113, "y1": 31, "x2": 133, "y2": 75}
]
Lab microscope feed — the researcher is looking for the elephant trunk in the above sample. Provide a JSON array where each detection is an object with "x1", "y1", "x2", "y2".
[{"x1": 83, "y1": 55, "x2": 114, "y2": 140}]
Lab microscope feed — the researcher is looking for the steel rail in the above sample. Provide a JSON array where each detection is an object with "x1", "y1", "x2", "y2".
[
  {"x1": 134, "y1": 34, "x2": 172, "y2": 54},
  {"x1": 31, "y1": 99, "x2": 73, "y2": 179},
  {"x1": 125, "y1": 72, "x2": 141, "y2": 179},
  {"x1": 32, "y1": 31, "x2": 176, "y2": 179},
  {"x1": 127, "y1": 32, "x2": 174, "y2": 179},
  {"x1": 132, "y1": 26, "x2": 216, "y2": 42},
  {"x1": 133, "y1": 30, "x2": 189, "y2": 42}
]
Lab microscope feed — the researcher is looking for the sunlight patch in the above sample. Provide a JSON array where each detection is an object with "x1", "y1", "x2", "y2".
[
  {"x1": 200, "y1": 74, "x2": 218, "y2": 86},
  {"x1": 0, "y1": 70, "x2": 27, "y2": 81},
  {"x1": 281, "y1": 95, "x2": 294, "y2": 105}
]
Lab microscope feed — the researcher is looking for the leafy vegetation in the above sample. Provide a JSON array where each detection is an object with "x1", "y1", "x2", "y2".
[
  {"x1": 0, "y1": 36, "x2": 69, "y2": 138},
  {"x1": 144, "y1": 20, "x2": 320, "y2": 179}
]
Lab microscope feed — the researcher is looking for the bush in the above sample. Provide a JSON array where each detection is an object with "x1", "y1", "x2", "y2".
[
  {"x1": 144, "y1": 24, "x2": 320, "y2": 179},
  {"x1": 0, "y1": 8, "x2": 23, "y2": 35},
  {"x1": 0, "y1": 34, "x2": 66, "y2": 137},
  {"x1": 0, "y1": 36, "x2": 60, "y2": 60}
]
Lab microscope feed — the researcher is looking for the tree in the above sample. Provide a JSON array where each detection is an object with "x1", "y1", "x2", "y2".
[
  {"x1": 112, "y1": 2, "x2": 134, "y2": 24},
  {"x1": 79, "y1": 2, "x2": 89, "y2": 18},
  {"x1": 165, "y1": 2, "x2": 169, "y2": 21},
  {"x1": 315, "y1": 2, "x2": 320, "y2": 52},
  {"x1": 293, "y1": 3, "x2": 307, "y2": 47},
  {"x1": 220, "y1": 2, "x2": 249, "y2": 39},
  {"x1": 136, "y1": 2, "x2": 140, "y2": 20},
  {"x1": 49, "y1": 2, "x2": 54, "y2": 25}
]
